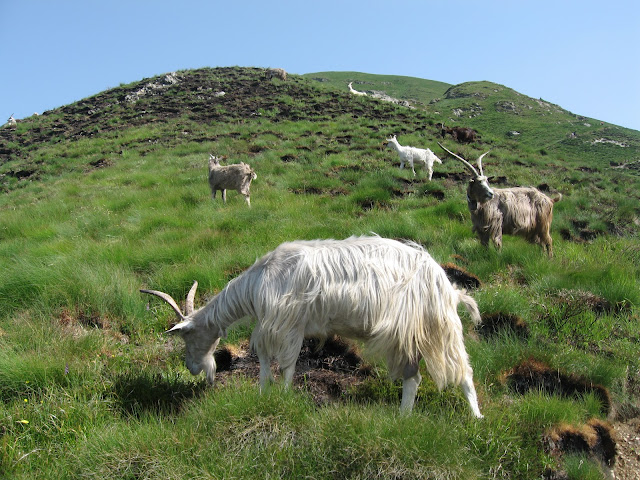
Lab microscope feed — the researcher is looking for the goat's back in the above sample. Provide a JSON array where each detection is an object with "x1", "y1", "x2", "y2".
[
  {"x1": 247, "y1": 236, "x2": 468, "y2": 382},
  {"x1": 208, "y1": 163, "x2": 255, "y2": 188},
  {"x1": 480, "y1": 187, "x2": 554, "y2": 234}
]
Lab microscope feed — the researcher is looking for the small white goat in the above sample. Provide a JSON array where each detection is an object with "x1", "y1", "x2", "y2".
[
  {"x1": 6, "y1": 114, "x2": 16, "y2": 127},
  {"x1": 439, "y1": 143, "x2": 561, "y2": 256},
  {"x1": 348, "y1": 82, "x2": 367, "y2": 96},
  {"x1": 208, "y1": 154, "x2": 257, "y2": 207},
  {"x1": 141, "y1": 235, "x2": 483, "y2": 417},
  {"x1": 385, "y1": 135, "x2": 443, "y2": 179},
  {"x1": 266, "y1": 68, "x2": 287, "y2": 81}
]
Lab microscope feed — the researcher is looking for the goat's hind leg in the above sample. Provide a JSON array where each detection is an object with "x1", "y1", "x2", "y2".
[{"x1": 460, "y1": 369, "x2": 483, "y2": 418}]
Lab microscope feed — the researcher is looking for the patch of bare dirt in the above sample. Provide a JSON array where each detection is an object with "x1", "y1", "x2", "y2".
[
  {"x1": 214, "y1": 336, "x2": 372, "y2": 406},
  {"x1": 476, "y1": 312, "x2": 529, "y2": 339},
  {"x1": 441, "y1": 262, "x2": 482, "y2": 290}
]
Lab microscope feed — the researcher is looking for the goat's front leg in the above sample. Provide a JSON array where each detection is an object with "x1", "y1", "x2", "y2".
[
  {"x1": 222, "y1": 189, "x2": 227, "y2": 204},
  {"x1": 257, "y1": 352, "x2": 274, "y2": 392},
  {"x1": 400, "y1": 360, "x2": 422, "y2": 413},
  {"x1": 279, "y1": 335, "x2": 304, "y2": 389},
  {"x1": 491, "y1": 232, "x2": 503, "y2": 251}
]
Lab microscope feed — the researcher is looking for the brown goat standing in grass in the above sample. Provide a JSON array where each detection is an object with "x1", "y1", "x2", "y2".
[{"x1": 439, "y1": 143, "x2": 561, "y2": 256}]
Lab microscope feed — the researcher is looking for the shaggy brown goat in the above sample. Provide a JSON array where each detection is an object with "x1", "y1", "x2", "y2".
[{"x1": 438, "y1": 143, "x2": 561, "y2": 256}]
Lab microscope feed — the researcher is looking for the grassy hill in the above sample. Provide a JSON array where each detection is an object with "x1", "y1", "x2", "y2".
[{"x1": 0, "y1": 66, "x2": 639, "y2": 479}]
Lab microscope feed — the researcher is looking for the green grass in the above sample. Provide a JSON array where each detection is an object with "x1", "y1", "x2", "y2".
[{"x1": 0, "y1": 67, "x2": 638, "y2": 479}]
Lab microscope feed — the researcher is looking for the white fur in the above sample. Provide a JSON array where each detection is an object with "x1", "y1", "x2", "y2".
[
  {"x1": 385, "y1": 135, "x2": 443, "y2": 179},
  {"x1": 348, "y1": 82, "x2": 367, "y2": 96},
  {"x1": 142, "y1": 236, "x2": 483, "y2": 417}
]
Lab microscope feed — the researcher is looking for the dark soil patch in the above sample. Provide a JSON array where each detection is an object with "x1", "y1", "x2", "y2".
[
  {"x1": 476, "y1": 312, "x2": 529, "y2": 339},
  {"x1": 431, "y1": 171, "x2": 467, "y2": 182},
  {"x1": 544, "y1": 418, "x2": 617, "y2": 471},
  {"x1": 440, "y1": 262, "x2": 482, "y2": 290},
  {"x1": 89, "y1": 158, "x2": 113, "y2": 169},
  {"x1": 214, "y1": 336, "x2": 372, "y2": 406},
  {"x1": 504, "y1": 359, "x2": 611, "y2": 416}
]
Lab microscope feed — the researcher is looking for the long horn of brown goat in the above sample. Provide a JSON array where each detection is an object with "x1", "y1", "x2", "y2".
[
  {"x1": 476, "y1": 150, "x2": 493, "y2": 177},
  {"x1": 437, "y1": 142, "x2": 479, "y2": 176}
]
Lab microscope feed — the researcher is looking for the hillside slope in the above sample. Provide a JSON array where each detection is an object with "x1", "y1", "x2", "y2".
[
  {"x1": 0, "y1": 66, "x2": 639, "y2": 479},
  {"x1": 307, "y1": 71, "x2": 640, "y2": 168}
]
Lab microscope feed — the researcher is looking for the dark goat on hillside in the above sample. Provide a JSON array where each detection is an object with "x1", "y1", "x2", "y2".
[
  {"x1": 438, "y1": 143, "x2": 561, "y2": 256},
  {"x1": 437, "y1": 124, "x2": 478, "y2": 144}
]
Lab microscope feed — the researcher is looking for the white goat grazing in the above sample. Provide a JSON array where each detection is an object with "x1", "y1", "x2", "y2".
[
  {"x1": 141, "y1": 235, "x2": 483, "y2": 417},
  {"x1": 385, "y1": 135, "x2": 443, "y2": 179},
  {"x1": 208, "y1": 155, "x2": 257, "y2": 207},
  {"x1": 266, "y1": 68, "x2": 287, "y2": 81},
  {"x1": 438, "y1": 143, "x2": 561, "y2": 256},
  {"x1": 348, "y1": 82, "x2": 367, "y2": 96}
]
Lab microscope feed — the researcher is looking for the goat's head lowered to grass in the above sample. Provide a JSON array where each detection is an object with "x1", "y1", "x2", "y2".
[{"x1": 141, "y1": 281, "x2": 221, "y2": 384}]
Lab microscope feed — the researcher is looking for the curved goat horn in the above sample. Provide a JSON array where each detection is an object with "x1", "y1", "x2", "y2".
[
  {"x1": 140, "y1": 288, "x2": 186, "y2": 322},
  {"x1": 185, "y1": 280, "x2": 198, "y2": 315},
  {"x1": 437, "y1": 142, "x2": 479, "y2": 176},
  {"x1": 476, "y1": 150, "x2": 492, "y2": 177}
]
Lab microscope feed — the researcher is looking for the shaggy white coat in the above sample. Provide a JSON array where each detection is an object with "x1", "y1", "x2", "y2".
[
  {"x1": 144, "y1": 236, "x2": 483, "y2": 416},
  {"x1": 385, "y1": 135, "x2": 442, "y2": 179}
]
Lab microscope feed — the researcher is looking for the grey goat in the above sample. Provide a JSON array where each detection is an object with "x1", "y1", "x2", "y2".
[{"x1": 208, "y1": 155, "x2": 257, "y2": 207}]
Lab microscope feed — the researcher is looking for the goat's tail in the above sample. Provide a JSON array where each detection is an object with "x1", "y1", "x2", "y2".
[{"x1": 457, "y1": 289, "x2": 481, "y2": 325}]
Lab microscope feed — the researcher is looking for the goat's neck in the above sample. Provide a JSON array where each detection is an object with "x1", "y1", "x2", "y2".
[
  {"x1": 388, "y1": 139, "x2": 402, "y2": 151},
  {"x1": 196, "y1": 276, "x2": 256, "y2": 337}
]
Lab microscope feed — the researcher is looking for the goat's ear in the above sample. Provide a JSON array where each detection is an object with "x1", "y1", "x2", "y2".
[
  {"x1": 166, "y1": 320, "x2": 193, "y2": 335},
  {"x1": 487, "y1": 176, "x2": 495, "y2": 182}
]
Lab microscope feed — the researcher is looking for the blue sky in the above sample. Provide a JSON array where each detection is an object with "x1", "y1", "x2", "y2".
[{"x1": 2, "y1": 0, "x2": 639, "y2": 130}]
